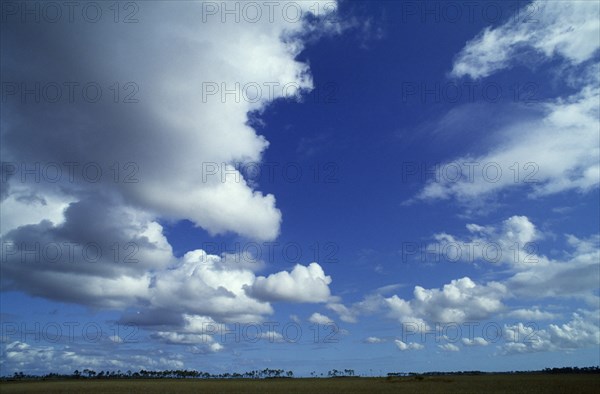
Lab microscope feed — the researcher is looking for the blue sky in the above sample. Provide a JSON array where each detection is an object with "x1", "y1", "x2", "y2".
[{"x1": 1, "y1": 0, "x2": 599, "y2": 376}]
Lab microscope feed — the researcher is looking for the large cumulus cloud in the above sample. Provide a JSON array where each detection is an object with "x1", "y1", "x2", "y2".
[{"x1": 0, "y1": 2, "x2": 338, "y2": 336}]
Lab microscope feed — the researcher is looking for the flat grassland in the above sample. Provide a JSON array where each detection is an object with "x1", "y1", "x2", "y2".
[{"x1": 1, "y1": 374, "x2": 598, "y2": 393}]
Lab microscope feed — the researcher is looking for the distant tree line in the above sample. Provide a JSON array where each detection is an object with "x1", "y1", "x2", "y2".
[
  {"x1": 387, "y1": 366, "x2": 600, "y2": 377},
  {"x1": 3, "y1": 368, "x2": 293, "y2": 381},
  {"x1": 327, "y1": 369, "x2": 355, "y2": 377},
  {"x1": 541, "y1": 367, "x2": 600, "y2": 375},
  {"x1": 2, "y1": 366, "x2": 598, "y2": 381}
]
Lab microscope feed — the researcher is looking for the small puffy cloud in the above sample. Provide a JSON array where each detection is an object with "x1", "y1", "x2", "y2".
[
  {"x1": 394, "y1": 340, "x2": 423, "y2": 351},
  {"x1": 150, "y1": 314, "x2": 223, "y2": 349},
  {"x1": 350, "y1": 293, "x2": 387, "y2": 315},
  {"x1": 326, "y1": 303, "x2": 359, "y2": 323},
  {"x1": 501, "y1": 216, "x2": 538, "y2": 245},
  {"x1": 364, "y1": 337, "x2": 385, "y2": 344},
  {"x1": 312, "y1": 290, "x2": 392, "y2": 329},
  {"x1": 108, "y1": 335, "x2": 124, "y2": 344},
  {"x1": 261, "y1": 331, "x2": 285, "y2": 343},
  {"x1": 180, "y1": 315, "x2": 222, "y2": 334},
  {"x1": 189, "y1": 343, "x2": 224, "y2": 354},
  {"x1": 247, "y1": 263, "x2": 332, "y2": 303},
  {"x1": 308, "y1": 312, "x2": 334, "y2": 325},
  {"x1": 152, "y1": 332, "x2": 216, "y2": 346},
  {"x1": 462, "y1": 337, "x2": 488, "y2": 347},
  {"x1": 438, "y1": 343, "x2": 460, "y2": 352}
]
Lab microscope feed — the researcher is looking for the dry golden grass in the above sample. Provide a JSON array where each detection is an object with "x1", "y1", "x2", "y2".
[{"x1": 1, "y1": 374, "x2": 599, "y2": 393}]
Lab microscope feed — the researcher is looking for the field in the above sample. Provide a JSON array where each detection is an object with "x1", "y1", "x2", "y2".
[{"x1": 1, "y1": 374, "x2": 599, "y2": 393}]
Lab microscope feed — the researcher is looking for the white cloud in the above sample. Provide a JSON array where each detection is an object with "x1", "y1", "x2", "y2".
[
  {"x1": 385, "y1": 277, "x2": 506, "y2": 325},
  {"x1": 427, "y1": 215, "x2": 545, "y2": 267},
  {"x1": 2, "y1": 341, "x2": 185, "y2": 374},
  {"x1": 506, "y1": 234, "x2": 600, "y2": 300},
  {"x1": 151, "y1": 314, "x2": 224, "y2": 351},
  {"x1": 547, "y1": 312, "x2": 600, "y2": 349},
  {"x1": 462, "y1": 337, "x2": 488, "y2": 347},
  {"x1": 507, "y1": 308, "x2": 559, "y2": 321},
  {"x1": 416, "y1": 2, "x2": 600, "y2": 206},
  {"x1": 1, "y1": 224, "x2": 338, "y2": 346},
  {"x1": 364, "y1": 336, "x2": 385, "y2": 344},
  {"x1": 438, "y1": 343, "x2": 460, "y2": 352},
  {"x1": 452, "y1": 1, "x2": 600, "y2": 79},
  {"x1": 153, "y1": 332, "x2": 217, "y2": 347},
  {"x1": 0, "y1": 1, "x2": 344, "y2": 353},
  {"x1": 316, "y1": 292, "x2": 390, "y2": 328},
  {"x1": 189, "y1": 342, "x2": 224, "y2": 354},
  {"x1": 261, "y1": 330, "x2": 285, "y2": 343},
  {"x1": 180, "y1": 315, "x2": 223, "y2": 334},
  {"x1": 1, "y1": 243, "x2": 335, "y2": 338},
  {"x1": 308, "y1": 312, "x2": 334, "y2": 325},
  {"x1": 425, "y1": 216, "x2": 599, "y2": 302},
  {"x1": 326, "y1": 302, "x2": 359, "y2": 323},
  {"x1": 1, "y1": 1, "x2": 342, "y2": 241},
  {"x1": 328, "y1": 218, "x2": 597, "y2": 346},
  {"x1": 150, "y1": 249, "x2": 274, "y2": 323},
  {"x1": 416, "y1": 86, "x2": 600, "y2": 203},
  {"x1": 248, "y1": 262, "x2": 332, "y2": 303},
  {"x1": 394, "y1": 340, "x2": 423, "y2": 351},
  {"x1": 374, "y1": 284, "x2": 405, "y2": 295},
  {"x1": 502, "y1": 312, "x2": 600, "y2": 354},
  {"x1": 0, "y1": 202, "x2": 165, "y2": 308},
  {"x1": 108, "y1": 335, "x2": 124, "y2": 344},
  {"x1": 0, "y1": 189, "x2": 73, "y2": 236}
]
